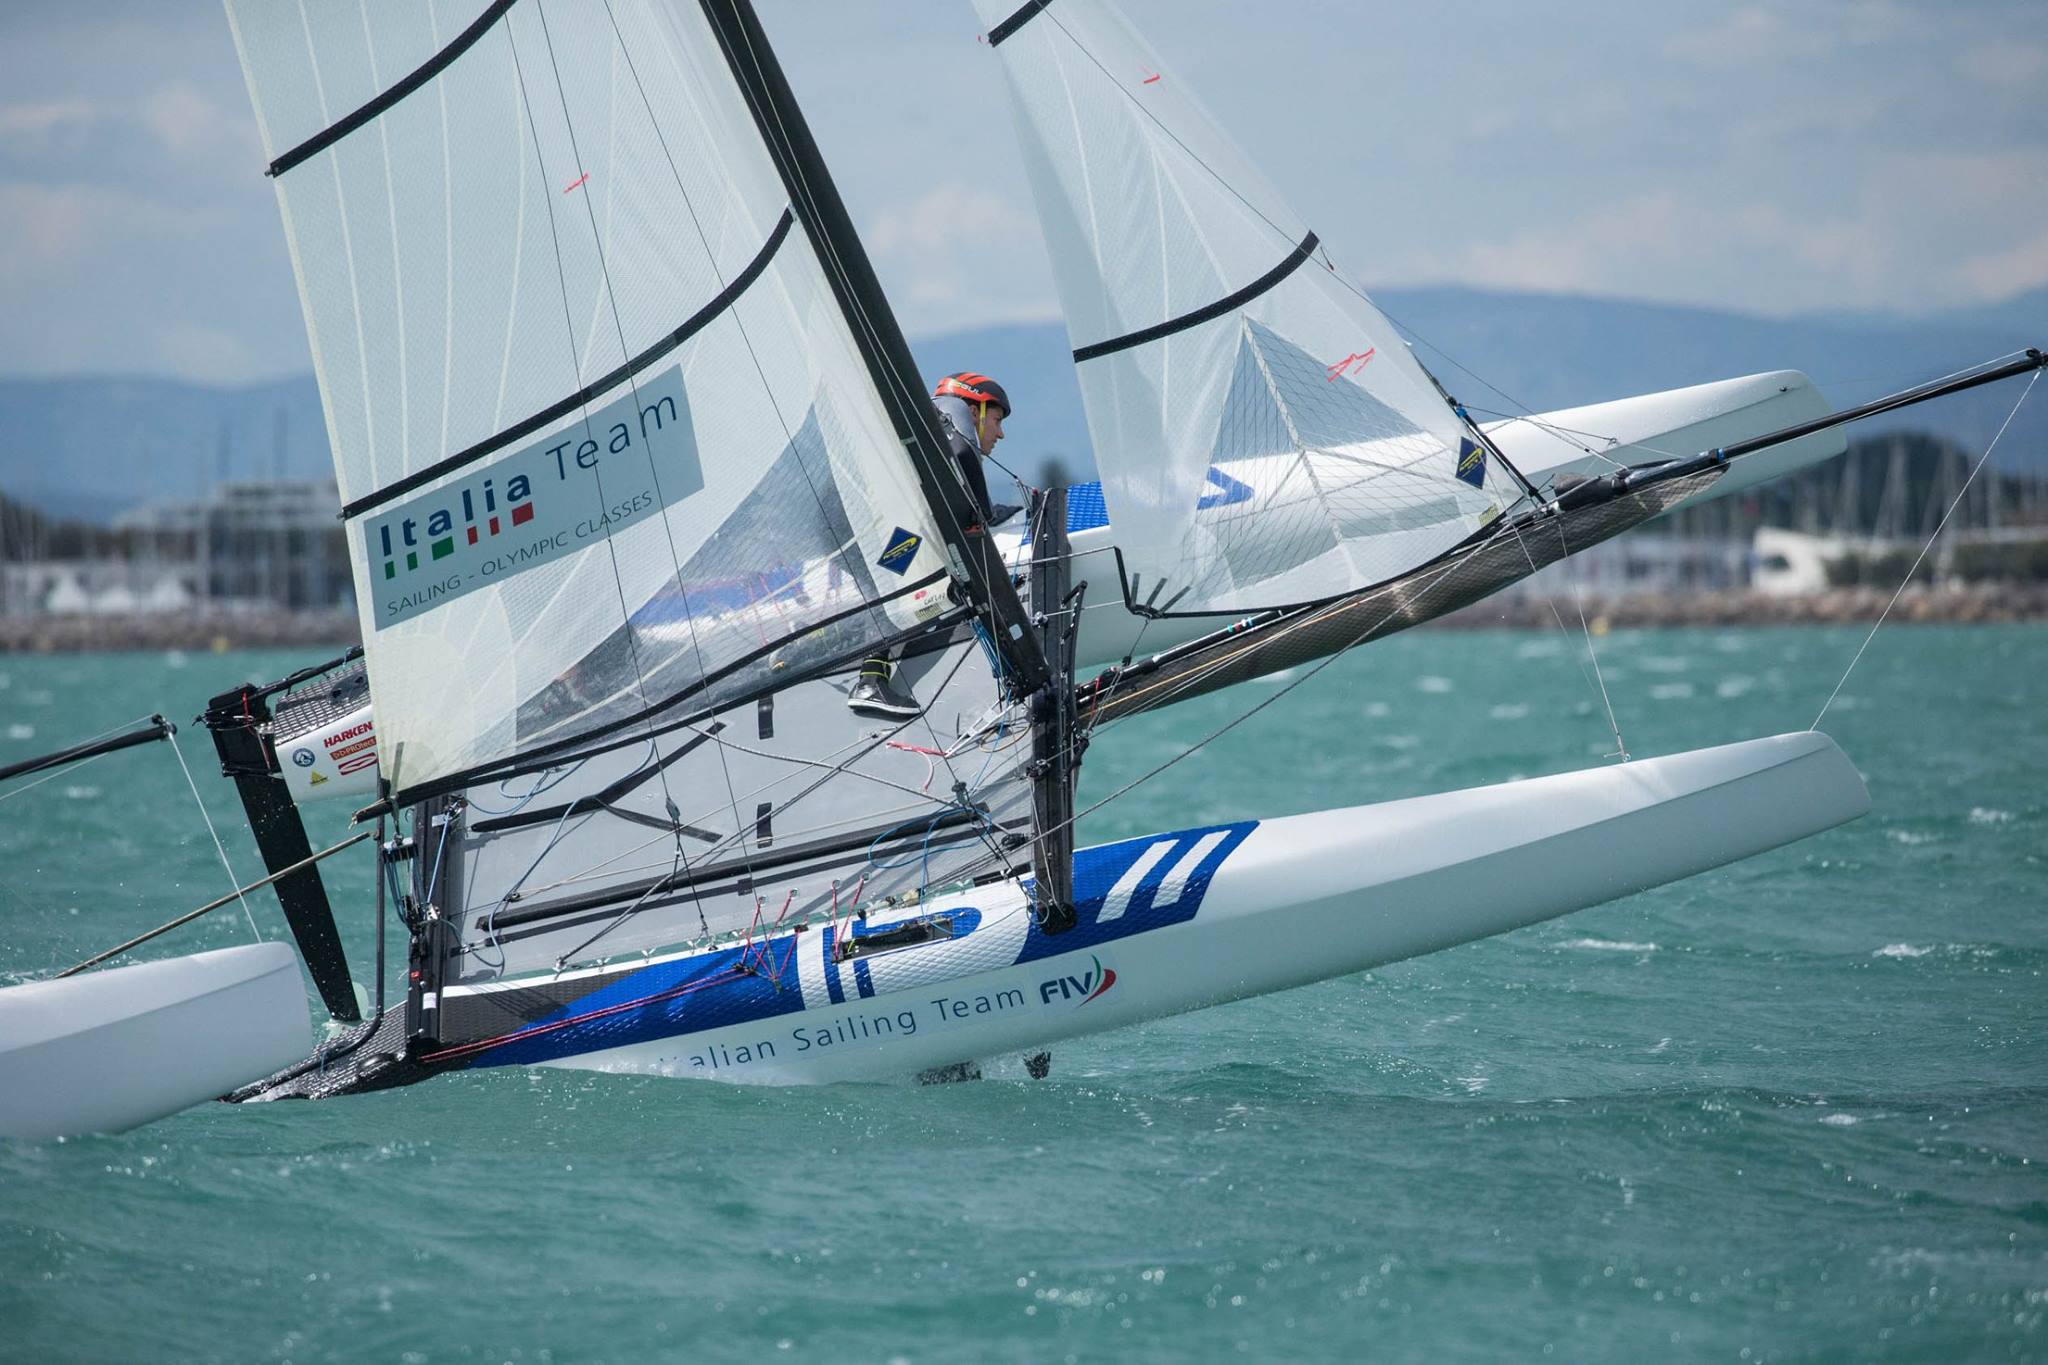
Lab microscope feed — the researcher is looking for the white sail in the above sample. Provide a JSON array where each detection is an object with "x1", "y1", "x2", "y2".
[
  {"x1": 227, "y1": 0, "x2": 954, "y2": 794},
  {"x1": 976, "y1": 0, "x2": 1522, "y2": 612}
]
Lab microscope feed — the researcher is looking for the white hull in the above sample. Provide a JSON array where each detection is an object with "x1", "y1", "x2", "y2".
[
  {"x1": 509, "y1": 731, "x2": 1866, "y2": 1085},
  {"x1": 0, "y1": 943, "x2": 310, "y2": 1140}
]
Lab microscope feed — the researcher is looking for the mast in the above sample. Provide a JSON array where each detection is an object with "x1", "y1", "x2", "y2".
[
  {"x1": 1028, "y1": 487, "x2": 1081, "y2": 933},
  {"x1": 697, "y1": 0, "x2": 1050, "y2": 697}
]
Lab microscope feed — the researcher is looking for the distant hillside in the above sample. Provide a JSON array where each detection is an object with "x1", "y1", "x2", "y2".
[{"x1": 2, "y1": 289, "x2": 2040, "y2": 524}]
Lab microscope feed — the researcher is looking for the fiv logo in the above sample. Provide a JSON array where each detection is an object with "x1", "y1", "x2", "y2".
[{"x1": 1039, "y1": 955, "x2": 1116, "y2": 1007}]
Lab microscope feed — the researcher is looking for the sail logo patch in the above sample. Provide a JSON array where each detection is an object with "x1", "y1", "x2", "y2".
[
  {"x1": 364, "y1": 366, "x2": 701, "y2": 630},
  {"x1": 377, "y1": 475, "x2": 533, "y2": 580},
  {"x1": 1039, "y1": 955, "x2": 1116, "y2": 1006},
  {"x1": 876, "y1": 526, "x2": 921, "y2": 576},
  {"x1": 1455, "y1": 437, "x2": 1487, "y2": 488}
]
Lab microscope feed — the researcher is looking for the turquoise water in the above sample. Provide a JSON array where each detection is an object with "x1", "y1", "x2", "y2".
[{"x1": 2, "y1": 626, "x2": 2043, "y2": 1362}]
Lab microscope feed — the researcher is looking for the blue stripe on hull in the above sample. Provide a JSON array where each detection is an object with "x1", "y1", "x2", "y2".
[
  {"x1": 469, "y1": 820, "x2": 1257, "y2": 1069},
  {"x1": 1017, "y1": 820, "x2": 1255, "y2": 963}
]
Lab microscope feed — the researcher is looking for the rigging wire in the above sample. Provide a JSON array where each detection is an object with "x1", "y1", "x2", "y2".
[
  {"x1": 535, "y1": 643, "x2": 1016, "y2": 965},
  {"x1": 955, "y1": 527, "x2": 1516, "y2": 883},
  {"x1": 165, "y1": 725, "x2": 265, "y2": 941},
  {"x1": 1810, "y1": 368, "x2": 2039, "y2": 731},
  {"x1": 1507, "y1": 518, "x2": 1628, "y2": 761}
]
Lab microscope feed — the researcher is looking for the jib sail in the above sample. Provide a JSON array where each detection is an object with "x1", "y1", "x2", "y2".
[{"x1": 976, "y1": 0, "x2": 1528, "y2": 614}]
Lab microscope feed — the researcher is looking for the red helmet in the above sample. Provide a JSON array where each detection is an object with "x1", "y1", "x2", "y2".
[{"x1": 934, "y1": 372, "x2": 1011, "y2": 418}]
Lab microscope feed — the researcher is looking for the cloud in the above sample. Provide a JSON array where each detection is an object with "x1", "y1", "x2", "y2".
[
  {"x1": 1882, "y1": 148, "x2": 2048, "y2": 302},
  {"x1": 1956, "y1": 40, "x2": 2048, "y2": 88},
  {"x1": 140, "y1": 80, "x2": 255, "y2": 162},
  {"x1": 1663, "y1": 0, "x2": 1919, "y2": 65},
  {"x1": 0, "y1": 181, "x2": 130, "y2": 274},
  {"x1": 0, "y1": 97, "x2": 104, "y2": 143},
  {"x1": 865, "y1": 181, "x2": 1061, "y2": 330},
  {"x1": 0, "y1": 83, "x2": 253, "y2": 170},
  {"x1": 151, "y1": 321, "x2": 265, "y2": 385},
  {"x1": 1436, "y1": 190, "x2": 1897, "y2": 310},
  {"x1": 1663, "y1": 7, "x2": 1792, "y2": 65},
  {"x1": 1954, "y1": 228, "x2": 2048, "y2": 302},
  {"x1": 0, "y1": 178, "x2": 233, "y2": 278}
]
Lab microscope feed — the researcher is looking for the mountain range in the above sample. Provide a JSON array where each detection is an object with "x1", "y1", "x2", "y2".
[{"x1": 1, "y1": 287, "x2": 2038, "y2": 525}]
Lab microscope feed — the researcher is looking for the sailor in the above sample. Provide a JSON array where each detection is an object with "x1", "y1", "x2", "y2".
[{"x1": 847, "y1": 372, "x2": 1020, "y2": 720}]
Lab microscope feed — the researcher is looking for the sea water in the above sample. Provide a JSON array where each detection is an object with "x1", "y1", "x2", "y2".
[{"x1": 1, "y1": 626, "x2": 2042, "y2": 1362}]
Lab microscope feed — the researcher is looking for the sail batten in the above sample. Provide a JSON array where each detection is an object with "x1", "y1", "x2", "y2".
[
  {"x1": 341, "y1": 207, "x2": 795, "y2": 520},
  {"x1": 987, "y1": 0, "x2": 1055, "y2": 47},
  {"x1": 1073, "y1": 231, "x2": 1318, "y2": 362},
  {"x1": 268, "y1": 0, "x2": 519, "y2": 178}
]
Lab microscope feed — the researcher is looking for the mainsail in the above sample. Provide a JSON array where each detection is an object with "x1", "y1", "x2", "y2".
[
  {"x1": 228, "y1": 0, "x2": 993, "y2": 798},
  {"x1": 227, "y1": 0, "x2": 1067, "y2": 1011},
  {"x1": 977, "y1": 0, "x2": 1527, "y2": 613}
]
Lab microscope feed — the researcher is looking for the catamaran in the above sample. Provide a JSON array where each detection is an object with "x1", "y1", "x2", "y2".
[{"x1": 2, "y1": 0, "x2": 2039, "y2": 1139}]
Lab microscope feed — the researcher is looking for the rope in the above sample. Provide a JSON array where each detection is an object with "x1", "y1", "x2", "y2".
[
  {"x1": 166, "y1": 726, "x2": 264, "y2": 940},
  {"x1": 1811, "y1": 368, "x2": 2040, "y2": 730}
]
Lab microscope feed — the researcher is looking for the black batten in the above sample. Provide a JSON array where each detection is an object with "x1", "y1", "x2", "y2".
[{"x1": 696, "y1": 0, "x2": 1049, "y2": 698}]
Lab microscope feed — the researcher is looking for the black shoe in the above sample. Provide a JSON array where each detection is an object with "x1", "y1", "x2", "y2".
[{"x1": 847, "y1": 672, "x2": 921, "y2": 720}]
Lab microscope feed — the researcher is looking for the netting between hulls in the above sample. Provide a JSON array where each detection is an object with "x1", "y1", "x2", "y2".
[
  {"x1": 227, "y1": 0, "x2": 955, "y2": 793},
  {"x1": 1087, "y1": 469, "x2": 1724, "y2": 724},
  {"x1": 976, "y1": 0, "x2": 1520, "y2": 613}
]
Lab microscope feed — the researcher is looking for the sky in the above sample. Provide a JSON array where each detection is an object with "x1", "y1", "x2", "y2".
[{"x1": 0, "y1": 0, "x2": 2041, "y2": 386}]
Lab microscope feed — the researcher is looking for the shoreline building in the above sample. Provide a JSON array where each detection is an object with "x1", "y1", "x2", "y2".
[
  {"x1": 111, "y1": 480, "x2": 353, "y2": 612},
  {"x1": 1, "y1": 480, "x2": 353, "y2": 617}
]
